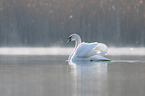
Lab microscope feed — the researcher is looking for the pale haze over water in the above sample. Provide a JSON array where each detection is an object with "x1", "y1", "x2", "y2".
[{"x1": 0, "y1": 47, "x2": 144, "y2": 56}]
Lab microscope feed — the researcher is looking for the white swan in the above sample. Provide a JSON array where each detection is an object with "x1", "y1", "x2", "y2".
[{"x1": 67, "y1": 34, "x2": 110, "y2": 62}]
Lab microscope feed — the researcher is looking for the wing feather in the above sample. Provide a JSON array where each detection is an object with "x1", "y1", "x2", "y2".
[
  {"x1": 73, "y1": 42, "x2": 108, "y2": 58},
  {"x1": 73, "y1": 42, "x2": 98, "y2": 58}
]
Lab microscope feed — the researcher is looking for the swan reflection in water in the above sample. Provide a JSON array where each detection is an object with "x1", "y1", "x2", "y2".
[{"x1": 68, "y1": 61, "x2": 108, "y2": 96}]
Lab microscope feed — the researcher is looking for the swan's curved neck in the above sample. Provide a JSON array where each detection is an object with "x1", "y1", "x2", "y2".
[
  {"x1": 68, "y1": 36, "x2": 81, "y2": 61},
  {"x1": 74, "y1": 36, "x2": 81, "y2": 48}
]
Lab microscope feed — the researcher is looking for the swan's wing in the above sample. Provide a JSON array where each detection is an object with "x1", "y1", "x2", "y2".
[
  {"x1": 73, "y1": 42, "x2": 97, "y2": 58},
  {"x1": 88, "y1": 43, "x2": 108, "y2": 56},
  {"x1": 73, "y1": 42, "x2": 108, "y2": 58}
]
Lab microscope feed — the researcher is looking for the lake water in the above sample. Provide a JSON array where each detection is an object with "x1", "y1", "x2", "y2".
[{"x1": 0, "y1": 55, "x2": 145, "y2": 96}]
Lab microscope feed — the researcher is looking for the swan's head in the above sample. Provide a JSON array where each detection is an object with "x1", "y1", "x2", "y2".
[{"x1": 67, "y1": 34, "x2": 81, "y2": 43}]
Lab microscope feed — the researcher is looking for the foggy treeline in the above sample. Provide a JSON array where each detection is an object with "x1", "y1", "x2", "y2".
[{"x1": 0, "y1": 0, "x2": 145, "y2": 47}]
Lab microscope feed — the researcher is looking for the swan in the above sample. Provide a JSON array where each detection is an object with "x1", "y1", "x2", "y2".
[{"x1": 67, "y1": 34, "x2": 110, "y2": 62}]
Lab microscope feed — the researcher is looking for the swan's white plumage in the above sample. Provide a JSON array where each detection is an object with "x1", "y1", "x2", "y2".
[
  {"x1": 73, "y1": 42, "x2": 98, "y2": 58},
  {"x1": 67, "y1": 34, "x2": 110, "y2": 61}
]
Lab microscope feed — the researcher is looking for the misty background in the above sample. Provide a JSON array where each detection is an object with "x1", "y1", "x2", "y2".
[{"x1": 0, "y1": 0, "x2": 145, "y2": 47}]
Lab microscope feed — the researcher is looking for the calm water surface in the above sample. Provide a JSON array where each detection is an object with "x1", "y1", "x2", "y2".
[{"x1": 0, "y1": 55, "x2": 145, "y2": 96}]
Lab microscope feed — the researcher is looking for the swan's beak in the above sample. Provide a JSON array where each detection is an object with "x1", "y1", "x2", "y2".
[
  {"x1": 67, "y1": 36, "x2": 72, "y2": 44},
  {"x1": 67, "y1": 39, "x2": 71, "y2": 44}
]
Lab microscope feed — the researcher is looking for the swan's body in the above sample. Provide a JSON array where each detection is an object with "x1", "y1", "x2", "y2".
[{"x1": 67, "y1": 34, "x2": 110, "y2": 62}]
